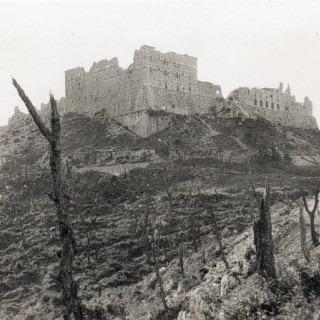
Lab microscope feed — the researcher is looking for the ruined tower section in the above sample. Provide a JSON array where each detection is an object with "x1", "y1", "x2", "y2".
[
  {"x1": 135, "y1": 45, "x2": 222, "y2": 114},
  {"x1": 227, "y1": 83, "x2": 317, "y2": 129},
  {"x1": 65, "y1": 59, "x2": 140, "y2": 117}
]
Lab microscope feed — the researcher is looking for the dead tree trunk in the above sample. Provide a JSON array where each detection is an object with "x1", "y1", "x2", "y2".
[
  {"x1": 179, "y1": 244, "x2": 184, "y2": 275},
  {"x1": 301, "y1": 189, "x2": 320, "y2": 247},
  {"x1": 13, "y1": 79, "x2": 84, "y2": 319},
  {"x1": 253, "y1": 178, "x2": 277, "y2": 279},
  {"x1": 210, "y1": 211, "x2": 229, "y2": 270},
  {"x1": 299, "y1": 203, "x2": 310, "y2": 262},
  {"x1": 151, "y1": 239, "x2": 169, "y2": 311}
]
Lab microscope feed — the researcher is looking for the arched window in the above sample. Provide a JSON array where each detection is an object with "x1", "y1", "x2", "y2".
[
  {"x1": 266, "y1": 101, "x2": 268, "y2": 107},
  {"x1": 254, "y1": 99, "x2": 257, "y2": 106}
]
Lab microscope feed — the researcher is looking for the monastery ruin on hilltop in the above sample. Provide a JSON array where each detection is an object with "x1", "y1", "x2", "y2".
[
  {"x1": 64, "y1": 45, "x2": 317, "y2": 135},
  {"x1": 64, "y1": 45, "x2": 222, "y2": 136},
  {"x1": 25, "y1": 45, "x2": 315, "y2": 137}
]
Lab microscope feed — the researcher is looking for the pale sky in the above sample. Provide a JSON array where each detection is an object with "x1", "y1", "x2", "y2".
[{"x1": 1, "y1": 0, "x2": 320, "y2": 126}]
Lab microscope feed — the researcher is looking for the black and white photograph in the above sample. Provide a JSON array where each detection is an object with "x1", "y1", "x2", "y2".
[{"x1": 1, "y1": 1, "x2": 320, "y2": 319}]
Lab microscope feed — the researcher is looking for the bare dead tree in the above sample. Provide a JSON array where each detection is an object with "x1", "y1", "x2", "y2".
[
  {"x1": 301, "y1": 188, "x2": 320, "y2": 247},
  {"x1": 253, "y1": 178, "x2": 277, "y2": 279},
  {"x1": 299, "y1": 202, "x2": 310, "y2": 262},
  {"x1": 151, "y1": 228, "x2": 169, "y2": 311},
  {"x1": 209, "y1": 211, "x2": 229, "y2": 270},
  {"x1": 179, "y1": 243, "x2": 184, "y2": 275},
  {"x1": 142, "y1": 195, "x2": 152, "y2": 264},
  {"x1": 12, "y1": 79, "x2": 84, "y2": 319},
  {"x1": 162, "y1": 165, "x2": 174, "y2": 213}
]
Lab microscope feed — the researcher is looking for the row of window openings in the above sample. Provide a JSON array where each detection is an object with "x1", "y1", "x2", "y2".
[
  {"x1": 254, "y1": 99, "x2": 280, "y2": 110},
  {"x1": 251, "y1": 92, "x2": 275, "y2": 99},
  {"x1": 136, "y1": 54, "x2": 193, "y2": 68},
  {"x1": 160, "y1": 83, "x2": 197, "y2": 92},
  {"x1": 253, "y1": 94, "x2": 280, "y2": 102},
  {"x1": 250, "y1": 90, "x2": 281, "y2": 98},
  {"x1": 76, "y1": 69, "x2": 192, "y2": 89},
  {"x1": 80, "y1": 83, "x2": 196, "y2": 101},
  {"x1": 77, "y1": 78, "x2": 143, "y2": 91}
]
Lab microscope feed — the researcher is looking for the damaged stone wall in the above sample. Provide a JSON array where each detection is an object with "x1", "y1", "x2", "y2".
[
  {"x1": 64, "y1": 45, "x2": 222, "y2": 135},
  {"x1": 228, "y1": 83, "x2": 317, "y2": 129}
]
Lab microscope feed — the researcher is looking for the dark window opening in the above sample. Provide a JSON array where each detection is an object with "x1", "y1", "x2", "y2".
[
  {"x1": 266, "y1": 101, "x2": 268, "y2": 107},
  {"x1": 271, "y1": 102, "x2": 274, "y2": 109},
  {"x1": 260, "y1": 100, "x2": 263, "y2": 106},
  {"x1": 254, "y1": 99, "x2": 257, "y2": 106}
]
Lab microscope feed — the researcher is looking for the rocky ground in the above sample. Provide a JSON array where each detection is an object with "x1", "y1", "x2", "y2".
[{"x1": 0, "y1": 112, "x2": 320, "y2": 319}]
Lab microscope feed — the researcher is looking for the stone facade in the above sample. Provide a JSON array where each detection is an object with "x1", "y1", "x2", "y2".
[
  {"x1": 228, "y1": 83, "x2": 317, "y2": 129},
  {"x1": 64, "y1": 45, "x2": 222, "y2": 136},
  {"x1": 64, "y1": 46, "x2": 317, "y2": 134}
]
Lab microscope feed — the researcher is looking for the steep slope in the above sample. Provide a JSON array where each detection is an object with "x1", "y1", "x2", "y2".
[{"x1": 0, "y1": 112, "x2": 320, "y2": 319}]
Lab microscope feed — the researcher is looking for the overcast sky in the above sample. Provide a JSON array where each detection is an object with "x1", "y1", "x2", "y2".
[{"x1": 1, "y1": 0, "x2": 320, "y2": 126}]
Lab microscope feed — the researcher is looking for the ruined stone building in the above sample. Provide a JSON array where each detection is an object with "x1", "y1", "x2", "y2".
[
  {"x1": 64, "y1": 45, "x2": 222, "y2": 136},
  {"x1": 36, "y1": 45, "x2": 317, "y2": 136},
  {"x1": 228, "y1": 83, "x2": 317, "y2": 129}
]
